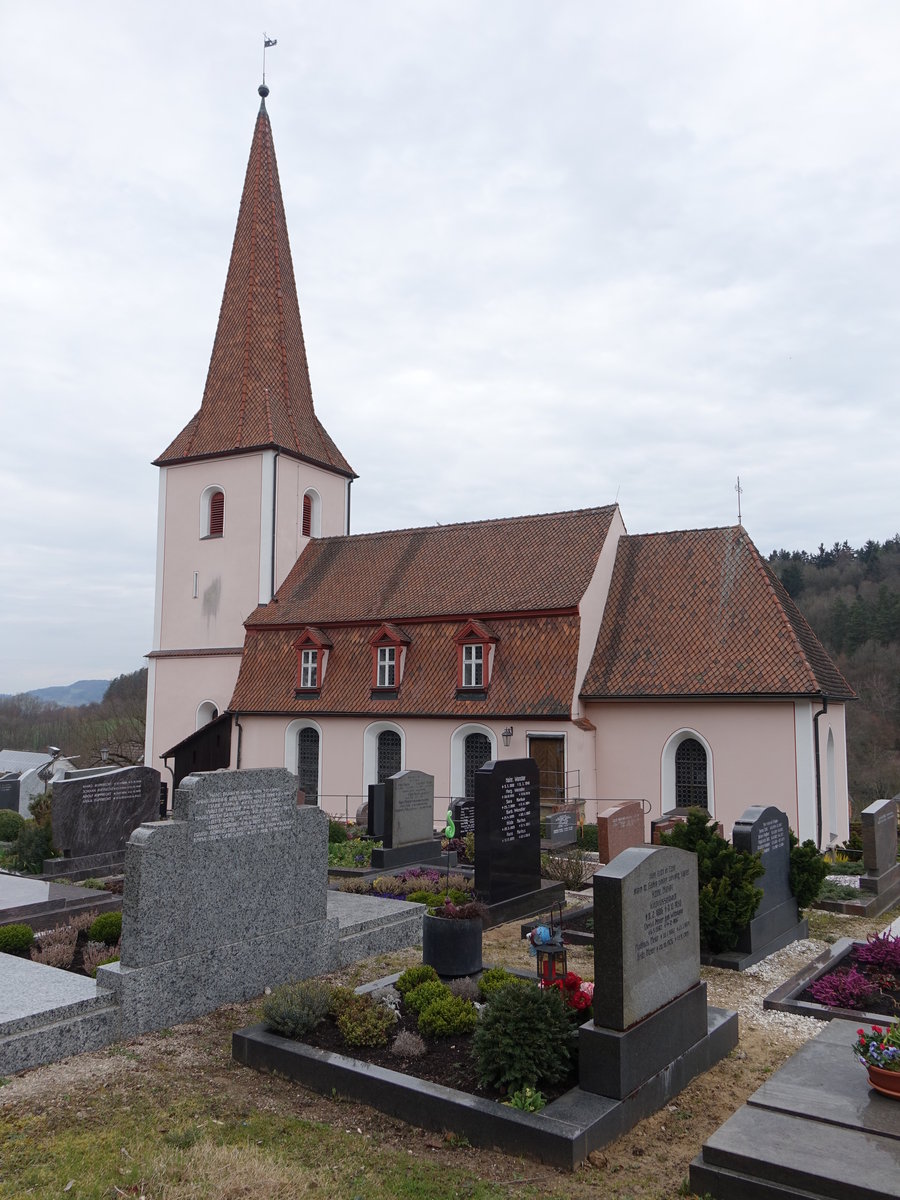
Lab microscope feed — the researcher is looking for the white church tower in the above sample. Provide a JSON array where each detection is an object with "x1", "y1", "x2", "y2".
[{"x1": 144, "y1": 85, "x2": 355, "y2": 776}]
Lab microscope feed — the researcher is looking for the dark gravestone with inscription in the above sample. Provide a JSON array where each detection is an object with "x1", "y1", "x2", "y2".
[
  {"x1": 46, "y1": 766, "x2": 161, "y2": 880},
  {"x1": 859, "y1": 797, "x2": 900, "y2": 897},
  {"x1": 579, "y1": 845, "x2": 736, "y2": 1100},
  {"x1": 473, "y1": 758, "x2": 564, "y2": 921},
  {"x1": 0, "y1": 776, "x2": 19, "y2": 814},
  {"x1": 596, "y1": 801, "x2": 644, "y2": 862},
  {"x1": 450, "y1": 797, "x2": 475, "y2": 837},
  {"x1": 721, "y1": 804, "x2": 807, "y2": 968},
  {"x1": 366, "y1": 783, "x2": 386, "y2": 840},
  {"x1": 369, "y1": 770, "x2": 444, "y2": 869},
  {"x1": 97, "y1": 768, "x2": 338, "y2": 1035},
  {"x1": 547, "y1": 806, "x2": 578, "y2": 847}
]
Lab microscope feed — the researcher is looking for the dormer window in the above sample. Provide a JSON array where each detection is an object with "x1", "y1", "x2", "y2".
[
  {"x1": 455, "y1": 620, "x2": 498, "y2": 698},
  {"x1": 293, "y1": 627, "x2": 332, "y2": 695},
  {"x1": 369, "y1": 624, "x2": 410, "y2": 697}
]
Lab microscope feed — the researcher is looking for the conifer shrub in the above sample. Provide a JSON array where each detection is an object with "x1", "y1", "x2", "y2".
[
  {"x1": 405, "y1": 980, "x2": 450, "y2": 1015},
  {"x1": 473, "y1": 984, "x2": 575, "y2": 1093},
  {"x1": 0, "y1": 809, "x2": 23, "y2": 841},
  {"x1": 577, "y1": 823, "x2": 598, "y2": 853},
  {"x1": 0, "y1": 922, "x2": 34, "y2": 954},
  {"x1": 88, "y1": 911, "x2": 122, "y2": 946},
  {"x1": 28, "y1": 790, "x2": 52, "y2": 827},
  {"x1": 15, "y1": 821, "x2": 52, "y2": 873},
  {"x1": 789, "y1": 834, "x2": 829, "y2": 908},
  {"x1": 328, "y1": 820, "x2": 348, "y2": 844},
  {"x1": 418, "y1": 992, "x2": 478, "y2": 1038},
  {"x1": 335, "y1": 993, "x2": 397, "y2": 1048},
  {"x1": 395, "y1": 964, "x2": 440, "y2": 997},
  {"x1": 817, "y1": 879, "x2": 862, "y2": 901},
  {"x1": 262, "y1": 979, "x2": 334, "y2": 1038},
  {"x1": 478, "y1": 967, "x2": 529, "y2": 1001},
  {"x1": 659, "y1": 808, "x2": 764, "y2": 953}
]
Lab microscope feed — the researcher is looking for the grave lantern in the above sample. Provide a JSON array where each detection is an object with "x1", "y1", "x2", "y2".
[{"x1": 528, "y1": 906, "x2": 567, "y2": 986}]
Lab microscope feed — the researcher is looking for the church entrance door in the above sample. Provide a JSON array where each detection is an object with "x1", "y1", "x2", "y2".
[{"x1": 527, "y1": 735, "x2": 566, "y2": 804}]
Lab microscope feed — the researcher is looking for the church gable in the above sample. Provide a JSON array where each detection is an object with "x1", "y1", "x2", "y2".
[{"x1": 581, "y1": 527, "x2": 855, "y2": 700}]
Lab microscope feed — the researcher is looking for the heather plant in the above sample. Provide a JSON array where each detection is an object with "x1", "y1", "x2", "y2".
[
  {"x1": 808, "y1": 965, "x2": 879, "y2": 1009},
  {"x1": 31, "y1": 940, "x2": 76, "y2": 969},
  {"x1": 659, "y1": 808, "x2": 764, "y2": 953},
  {"x1": 789, "y1": 835, "x2": 828, "y2": 908},
  {"x1": 396, "y1": 964, "x2": 440, "y2": 996},
  {"x1": 855, "y1": 931, "x2": 900, "y2": 971},
  {"x1": 0, "y1": 923, "x2": 34, "y2": 954},
  {"x1": 405, "y1": 980, "x2": 450, "y2": 1015},
  {"x1": 448, "y1": 976, "x2": 480, "y2": 1002},
  {"x1": 473, "y1": 984, "x2": 574, "y2": 1093},
  {"x1": 335, "y1": 993, "x2": 397, "y2": 1048},
  {"x1": 417, "y1": 992, "x2": 478, "y2": 1038},
  {"x1": 262, "y1": 979, "x2": 334, "y2": 1038},
  {"x1": 390, "y1": 1030, "x2": 426, "y2": 1059},
  {"x1": 88, "y1": 911, "x2": 122, "y2": 945},
  {"x1": 337, "y1": 877, "x2": 373, "y2": 894},
  {"x1": 82, "y1": 941, "x2": 120, "y2": 978}
]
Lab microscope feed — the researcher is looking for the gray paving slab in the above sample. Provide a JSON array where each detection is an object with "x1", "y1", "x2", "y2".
[
  {"x1": 0, "y1": 953, "x2": 109, "y2": 1031},
  {"x1": 326, "y1": 890, "x2": 423, "y2": 932}
]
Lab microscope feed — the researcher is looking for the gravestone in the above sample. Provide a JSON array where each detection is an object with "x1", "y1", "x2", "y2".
[
  {"x1": 650, "y1": 809, "x2": 689, "y2": 844},
  {"x1": 473, "y1": 758, "x2": 564, "y2": 921},
  {"x1": 0, "y1": 776, "x2": 19, "y2": 813},
  {"x1": 47, "y1": 766, "x2": 161, "y2": 880},
  {"x1": 450, "y1": 796, "x2": 476, "y2": 837},
  {"x1": 859, "y1": 797, "x2": 900, "y2": 897},
  {"x1": 97, "y1": 768, "x2": 340, "y2": 1035},
  {"x1": 596, "y1": 801, "x2": 644, "y2": 862},
  {"x1": 579, "y1": 845, "x2": 736, "y2": 1099},
  {"x1": 366, "y1": 782, "x2": 386, "y2": 839},
  {"x1": 723, "y1": 804, "x2": 807, "y2": 967},
  {"x1": 547, "y1": 806, "x2": 578, "y2": 847},
  {"x1": 369, "y1": 770, "x2": 444, "y2": 869}
]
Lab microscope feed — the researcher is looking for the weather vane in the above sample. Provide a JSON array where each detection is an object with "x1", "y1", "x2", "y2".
[
  {"x1": 735, "y1": 475, "x2": 743, "y2": 524},
  {"x1": 262, "y1": 33, "x2": 277, "y2": 86}
]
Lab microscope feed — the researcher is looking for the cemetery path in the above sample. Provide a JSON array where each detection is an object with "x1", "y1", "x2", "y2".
[{"x1": 1, "y1": 906, "x2": 896, "y2": 1200}]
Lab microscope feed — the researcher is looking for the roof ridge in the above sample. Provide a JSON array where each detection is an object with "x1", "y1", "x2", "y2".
[{"x1": 310, "y1": 505, "x2": 618, "y2": 544}]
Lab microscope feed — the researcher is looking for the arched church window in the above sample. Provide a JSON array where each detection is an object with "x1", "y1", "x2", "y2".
[
  {"x1": 208, "y1": 490, "x2": 224, "y2": 537},
  {"x1": 302, "y1": 489, "x2": 321, "y2": 538},
  {"x1": 302, "y1": 494, "x2": 312, "y2": 537},
  {"x1": 675, "y1": 737, "x2": 708, "y2": 807},
  {"x1": 464, "y1": 732, "x2": 491, "y2": 799},
  {"x1": 297, "y1": 726, "x2": 320, "y2": 804},
  {"x1": 377, "y1": 730, "x2": 401, "y2": 784}
]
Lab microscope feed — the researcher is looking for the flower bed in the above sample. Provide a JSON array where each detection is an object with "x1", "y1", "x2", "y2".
[{"x1": 764, "y1": 933, "x2": 900, "y2": 1024}]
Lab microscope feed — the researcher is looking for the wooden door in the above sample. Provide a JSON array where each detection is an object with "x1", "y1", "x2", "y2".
[{"x1": 528, "y1": 735, "x2": 566, "y2": 802}]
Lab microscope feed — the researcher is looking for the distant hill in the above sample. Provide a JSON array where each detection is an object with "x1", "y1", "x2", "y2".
[{"x1": 24, "y1": 679, "x2": 110, "y2": 708}]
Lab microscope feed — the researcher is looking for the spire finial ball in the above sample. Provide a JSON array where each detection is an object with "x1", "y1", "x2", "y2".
[{"x1": 258, "y1": 83, "x2": 270, "y2": 98}]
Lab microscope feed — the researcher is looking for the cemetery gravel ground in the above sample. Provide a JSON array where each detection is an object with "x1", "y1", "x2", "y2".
[{"x1": 1, "y1": 903, "x2": 897, "y2": 1200}]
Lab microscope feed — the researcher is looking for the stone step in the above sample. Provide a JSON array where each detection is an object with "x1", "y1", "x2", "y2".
[{"x1": 0, "y1": 998, "x2": 120, "y2": 1077}]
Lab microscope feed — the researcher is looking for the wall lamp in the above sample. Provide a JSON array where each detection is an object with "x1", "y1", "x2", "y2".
[{"x1": 501, "y1": 726, "x2": 513, "y2": 748}]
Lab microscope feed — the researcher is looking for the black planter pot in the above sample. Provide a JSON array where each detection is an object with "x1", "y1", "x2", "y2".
[{"x1": 422, "y1": 912, "x2": 483, "y2": 977}]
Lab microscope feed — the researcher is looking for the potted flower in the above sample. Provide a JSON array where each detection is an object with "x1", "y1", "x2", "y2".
[
  {"x1": 422, "y1": 898, "x2": 489, "y2": 977},
  {"x1": 855, "y1": 1023, "x2": 900, "y2": 1098},
  {"x1": 548, "y1": 971, "x2": 595, "y2": 1024}
]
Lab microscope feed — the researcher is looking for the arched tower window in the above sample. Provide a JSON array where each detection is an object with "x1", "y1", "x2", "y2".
[
  {"x1": 200, "y1": 485, "x2": 226, "y2": 539},
  {"x1": 302, "y1": 489, "x2": 321, "y2": 538},
  {"x1": 377, "y1": 729, "x2": 402, "y2": 784},
  {"x1": 464, "y1": 732, "x2": 492, "y2": 799},
  {"x1": 675, "y1": 737, "x2": 708, "y2": 807},
  {"x1": 196, "y1": 700, "x2": 219, "y2": 730},
  {"x1": 298, "y1": 726, "x2": 320, "y2": 804}
]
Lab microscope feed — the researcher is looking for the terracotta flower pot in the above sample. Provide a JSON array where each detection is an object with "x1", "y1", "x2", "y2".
[
  {"x1": 866, "y1": 1064, "x2": 900, "y2": 1099},
  {"x1": 422, "y1": 912, "x2": 483, "y2": 977}
]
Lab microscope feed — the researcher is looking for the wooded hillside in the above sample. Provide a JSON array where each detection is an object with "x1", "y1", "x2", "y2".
[{"x1": 769, "y1": 535, "x2": 900, "y2": 814}]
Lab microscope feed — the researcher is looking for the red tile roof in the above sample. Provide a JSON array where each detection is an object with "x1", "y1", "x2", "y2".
[
  {"x1": 230, "y1": 616, "x2": 579, "y2": 718},
  {"x1": 247, "y1": 506, "x2": 618, "y2": 625},
  {"x1": 155, "y1": 95, "x2": 353, "y2": 477},
  {"x1": 581, "y1": 527, "x2": 854, "y2": 700}
]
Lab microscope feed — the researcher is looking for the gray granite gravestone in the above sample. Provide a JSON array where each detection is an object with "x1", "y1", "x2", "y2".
[
  {"x1": 596, "y1": 801, "x2": 644, "y2": 862},
  {"x1": 97, "y1": 769, "x2": 339, "y2": 1036},
  {"x1": 47, "y1": 766, "x2": 161, "y2": 879},
  {"x1": 547, "y1": 806, "x2": 578, "y2": 847},
  {"x1": 369, "y1": 770, "x2": 444, "y2": 869},
  {"x1": 725, "y1": 804, "x2": 807, "y2": 967},
  {"x1": 473, "y1": 758, "x2": 564, "y2": 922},
  {"x1": 859, "y1": 797, "x2": 900, "y2": 898},
  {"x1": 578, "y1": 844, "x2": 737, "y2": 1100}
]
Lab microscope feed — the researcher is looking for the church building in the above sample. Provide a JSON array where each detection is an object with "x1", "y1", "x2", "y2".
[{"x1": 145, "y1": 86, "x2": 854, "y2": 848}]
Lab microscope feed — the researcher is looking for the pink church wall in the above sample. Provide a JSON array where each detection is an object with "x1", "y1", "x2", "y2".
[
  {"x1": 273, "y1": 460, "x2": 349, "y2": 591},
  {"x1": 146, "y1": 653, "x2": 242, "y2": 774}
]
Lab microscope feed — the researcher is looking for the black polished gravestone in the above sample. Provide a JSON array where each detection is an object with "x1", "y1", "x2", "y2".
[
  {"x1": 45, "y1": 766, "x2": 162, "y2": 881},
  {"x1": 706, "y1": 804, "x2": 807, "y2": 970},
  {"x1": 473, "y1": 758, "x2": 564, "y2": 924},
  {"x1": 369, "y1": 770, "x2": 447, "y2": 870},
  {"x1": 366, "y1": 783, "x2": 386, "y2": 840},
  {"x1": 450, "y1": 797, "x2": 476, "y2": 837}
]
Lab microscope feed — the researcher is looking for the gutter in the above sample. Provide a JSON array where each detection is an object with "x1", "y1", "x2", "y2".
[{"x1": 270, "y1": 450, "x2": 280, "y2": 601}]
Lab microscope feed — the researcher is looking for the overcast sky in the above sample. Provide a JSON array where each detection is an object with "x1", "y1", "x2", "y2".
[{"x1": 2, "y1": 2, "x2": 899, "y2": 695}]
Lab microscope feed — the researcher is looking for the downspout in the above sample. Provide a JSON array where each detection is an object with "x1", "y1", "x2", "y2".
[
  {"x1": 270, "y1": 451, "x2": 280, "y2": 600},
  {"x1": 234, "y1": 714, "x2": 243, "y2": 770},
  {"x1": 812, "y1": 695, "x2": 828, "y2": 850},
  {"x1": 346, "y1": 477, "x2": 352, "y2": 536}
]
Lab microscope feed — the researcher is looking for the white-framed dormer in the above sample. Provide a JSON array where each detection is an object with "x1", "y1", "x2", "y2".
[{"x1": 660, "y1": 728, "x2": 715, "y2": 818}]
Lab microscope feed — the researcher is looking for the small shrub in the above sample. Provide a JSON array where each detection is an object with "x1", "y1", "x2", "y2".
[
  {"x1": 825, "y1": 860, "x2": 865, "y2": 876},
  {"x1": 808, "y1": 965, "x2": 878, "y2": 1009},
  {"x1": 855, "y1": 931, "x2": 900, "y2": 971},
  {"x1": 82, "y1": 940, "x2": 120, "y2": 978},
  {"x1": 463, "y1": 832, "x2": 476, "y2": 863},
  {"x1": 448, "y1": 976, "x2": 480, "y2": 1001},
  {"x1": 541, "y1": 847, "x2": 595, "y2": 890},
  {"x1": 68, "y1": 908, "x2": 101, "y2": 934},
  {"x1": 327, "y1": 986, "x2": 357, "y2": 1016},
  {"x1": 418, "y1": 993, "x2": 478, "y2": 1038},
  {"x1": 405, "y1": 889, "x2": 435, "y2": 906},
  {"x1": 28, "y1": 790, "x2": 52, "y2": 827},
  {"x1": 474, "y1": 984, "x2": 575, "y2": 1092},
  {"x1": 335, "y1": 994, "x2": 397, "y2": 1048},
  {"x1": 337, "y1": 877, "x2": 374, "y2": 894},
  {"x1": 406, "y1": 980, "x2": 450, "y2": 1015},
  {"x1": 262, "y1": 979, "x2": 334, "y2": 1038},
  {"x1": 478, "y1": 967, "x2": 528, "y2": 1001},
  {"x1": 88, "y1": 911, "x2": 122, "y2": 945},
  {"x1": 0, "y1": 809, "x2": 24, "y2": 841},
  {"x1": 577, "y1": 824, "x2": 598, "y2": 853},
  {"x1": 391, "y1": 1030, "x2": 427, "y2": 1059},
  {"x1": 789, "y1": 835, "x2": 828, "y2": 908},
  {"x1": 15, "y1": 821, "x2": 52, "y2": 873},
  {"x1": 328, "y1": 820, "x2": 348, "y2": 844},
  {"x1": 31, "y1": 937, "x2": 76, "y2": 969},
  {"x1": 818, "y1": 879, "x2": 862, "y2": 902},
  {"x1": 396, "y1": 964, "x2": 440, "y2": 996},
  {"x1": 0, "y1": 923, "x2": 34, "y2": 954},
  {"x1": 328, "y1": 839, "x2": 377, "y2": 868},
  {"x1": 503, "y1": 1086, "x2": 547, "y2": 1112}
]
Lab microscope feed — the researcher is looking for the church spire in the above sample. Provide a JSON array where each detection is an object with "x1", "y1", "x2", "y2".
[{"x1": 156, "y1": 87, "x2": 354, "y2": 477}]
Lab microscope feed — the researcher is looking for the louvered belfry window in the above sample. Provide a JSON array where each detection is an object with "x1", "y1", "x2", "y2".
[
  {"x1": 464, "y1": 732, "x2": 491, "y2": 799},
  {"x1": 675, "y1": 738, "x2": 708, "y2": 807},
  {"x1": 297, "y1": 727, "x2": 319, "y2": 804},
  {"x1": 302, "y1": 494, "x2": 312, "y2": 537},
  {"x1": 377, "y1": 730, "x2": 401, "y2": 783},
  {"x1": 208, "y1": 490, "x2": 225, "y2": 537}
]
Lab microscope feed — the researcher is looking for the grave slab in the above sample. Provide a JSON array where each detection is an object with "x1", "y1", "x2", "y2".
[{"x1": 0, "y1": 870, "x2": 120, "y2": 932}]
